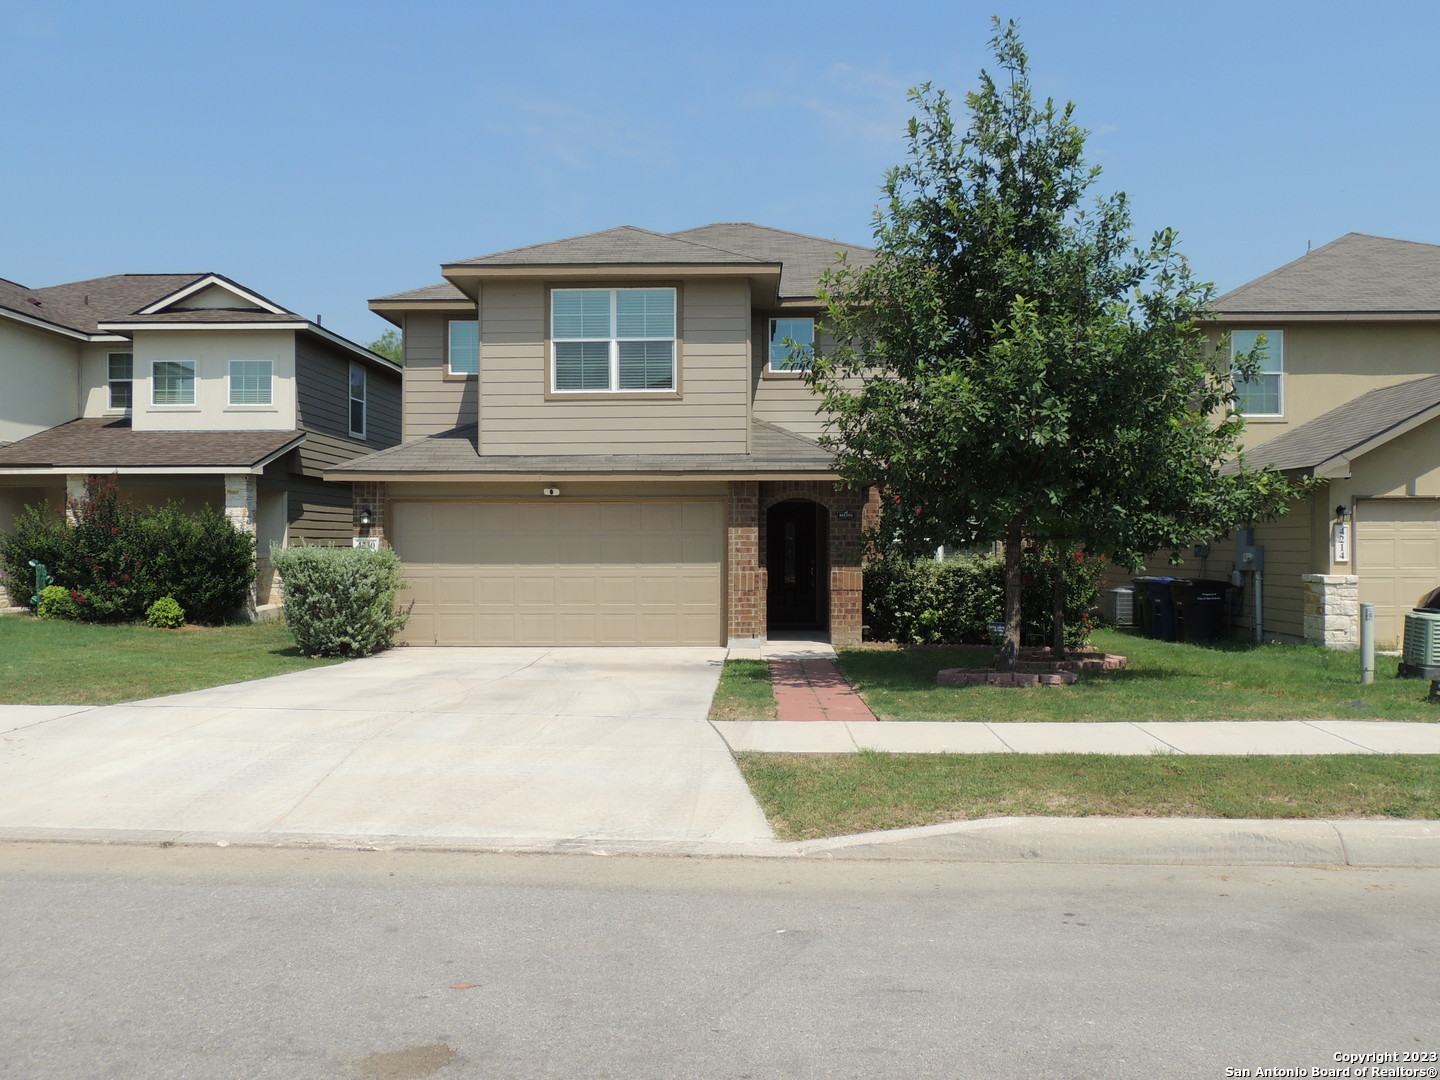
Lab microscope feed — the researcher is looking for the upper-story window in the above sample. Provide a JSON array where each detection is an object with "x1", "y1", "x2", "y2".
[
  {"x1": 1231, "y1": 330, "x2": 1283, "y2": 416},
  {"x1": 228, "y1": 360, "x2": 273, "y2": 406},
  {"x1": 769, "y1": 317, "x2": 815, "y2": 372},
  {"x1": 107, "y1": 352, "x2": 133, "y2": 409},
  {"x1": 152, "y1": 360, "x2": 196, "y2": 406},
  {"x1": 551, "y1": 287, "x2": 676, "y2": 392},
  {"x1": 448, "y1": 320, "x2": 479, "y2": 376},
  {"x1": 349, "y1": 361, "x2": 367, "y2": 438}
]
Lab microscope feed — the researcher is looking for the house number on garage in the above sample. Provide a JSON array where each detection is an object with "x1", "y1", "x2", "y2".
[{"x1": 1332, "y1": 521, "x2": 1349, "y2": 564}]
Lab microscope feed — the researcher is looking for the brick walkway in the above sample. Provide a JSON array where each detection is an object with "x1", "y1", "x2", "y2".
[{"x1": 768, "y1": 658, "x2": 877, "y2": 722}]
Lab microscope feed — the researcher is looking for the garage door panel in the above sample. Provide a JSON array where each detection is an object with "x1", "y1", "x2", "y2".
[
  {"x1": 1358, "y1": 499, "x2": 1440, "y2": 648},
  {"x1": 391, "y1": 499, "x2": 723, "y2": 646}
]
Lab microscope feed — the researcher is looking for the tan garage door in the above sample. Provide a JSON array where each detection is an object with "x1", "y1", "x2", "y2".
[
  {"x1": 390, "y1": 499, "x2": 724, "y2": 646},
  {"x1": 1356, "y1": 498, "x2": 1440, "y2": 647}
]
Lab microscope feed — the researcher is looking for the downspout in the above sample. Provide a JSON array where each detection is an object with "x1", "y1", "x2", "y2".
[{"x1": 1253, "y1": 569, "x2": 1264, "y2": 644}]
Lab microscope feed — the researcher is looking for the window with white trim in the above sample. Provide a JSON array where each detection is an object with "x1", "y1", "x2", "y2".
[
  {"x1": 349, "y1": 362, "x2": 367, "y2": 438},
  {"x1": 152, "y1": 360, "x2": 195, "y2": 406},
  {"x1": 1231, "y1": 330, "x2": 1283, "y2": 416},
  {"x1": 768, "y1": 317, "x2": 815, "y2": 372},
  {"x1": 228, "y1": 360, "x2": 273, "y2": 405},
  {"x1": 551, "y1": 287, "x2": 676, "y2": 392},
  {"x1": 448, "y1": 320, "x2": 479, "y2": 375},
  {"x1": 108, "y1": 352, "x2": 133, "y2": 409}
]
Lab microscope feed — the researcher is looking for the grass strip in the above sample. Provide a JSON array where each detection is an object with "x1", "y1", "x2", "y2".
[
  {"x1": 737, "y1": 750, "x2": 1440, "y2": 840},
  {"x1": 838, "y1": 628, "x2": 1440, "y2": 722},
  {"x1": 0, "y1": 617, "x2": 343, "y2": 705},
  {"x1": 708, "y1": 659, "x2": 777, "y2": 722}
]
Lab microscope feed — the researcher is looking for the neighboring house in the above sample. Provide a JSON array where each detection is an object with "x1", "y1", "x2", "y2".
[
  {"x1": 0, "y1": 272, "x2": 402, "y2": 606},
  {"x1": 1157, "y1": 233, "x2": 1440, "y2": 647},
  {"x1": 331, "y1": 224, "x2": 878, "y2": 647}
]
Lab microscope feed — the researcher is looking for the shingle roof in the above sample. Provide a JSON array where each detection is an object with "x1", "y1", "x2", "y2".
[
  {"x1": 445, "y1": 226, "x2": 773, "y2": 269},
  {"x1": 98, "y1": 310, "x2": 304, "y2": 325},
  {"x1": 1215, "y1": 233, "x2": 1440, "y2": 315},
  {"x1": 329, "y1": 419, "x2": 835, "y2": 476},
  {"x1": 670, "y1": 223, "x2": 875, "y2": 299},
  {"x1": 0, "y1": 418, "x2": 305, "y2": 470},
  {"x1": 1238, "y1": 374, "x2": 1440, "y2": 476},
  {"x1": 372, "y1": 282, "x2": 470, "y2": 302},
  {"x1": 0, "y1": 275, "x2": 209, "y2": 334}
]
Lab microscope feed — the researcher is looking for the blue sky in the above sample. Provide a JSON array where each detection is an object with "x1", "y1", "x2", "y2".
[{"x1": 5, "y1": 0, "x2": 1439, "y2": 346}]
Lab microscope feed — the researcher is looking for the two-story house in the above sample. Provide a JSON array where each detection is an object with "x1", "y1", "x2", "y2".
[
  {"x1": 1156, "y1": 233, "x2": 1440, "y2": 647},
  {"x1": 0, "y1": 272, "x2": 402, "y2": 606},
  {"x1": 330, "y1": 224, "x2": 878, "y2": 647}
]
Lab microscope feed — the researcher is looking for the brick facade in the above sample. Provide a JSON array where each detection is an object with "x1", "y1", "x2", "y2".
[
  {"x1": 351, "y1": 481, "x2": 390, "y2": 546},
  {"x1": 726, "y1": 481, "x2": 762, "y2": 642}
]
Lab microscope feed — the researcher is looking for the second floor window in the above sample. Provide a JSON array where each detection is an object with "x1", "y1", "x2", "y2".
[
  {"x1": 1231, "y1": 330, "x2": 1283, "y2": 416},
  {"x1": 769, "y1": 318, "x2": 815, "y2": 372},
  {"x1": 349, "y1": 362, "x2": 367, "y2": 438},
  {"x1": 551, "y1": 287, "x2": 676, "y2": 392},
  {"x1": 108, "y1": 352, "x2": 133, "y2": 409},
  {"x1": 229, "y1": 360, "x2": 273, "y2": 406},
  {"x1": 448, "y1": 320, "x2": 479, "y2": 375},
  {"x1": 152, "y1": 360, "x2": 195, "y2": 406}
]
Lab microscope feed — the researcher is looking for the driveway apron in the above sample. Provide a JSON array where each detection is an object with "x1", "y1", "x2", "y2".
[{"x1": 0, "y1": 648, "x2": 774, "y2": 850}]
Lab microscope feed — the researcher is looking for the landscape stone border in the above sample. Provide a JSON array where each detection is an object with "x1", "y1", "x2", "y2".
[{"x1": 938, "y1": 648, "x2": 1128, "y2": 688}]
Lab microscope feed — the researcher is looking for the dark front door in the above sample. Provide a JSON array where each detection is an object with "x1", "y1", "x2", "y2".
[{"x1": 766, "y1": 500, "x2": 827, "y2": 630}]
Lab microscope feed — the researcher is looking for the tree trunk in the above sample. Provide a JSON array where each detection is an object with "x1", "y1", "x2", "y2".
[
  {"x1": 999, "y1": 515, "x2": 1024, "y2": 671},
  {"x1": 1050, "y1": 545, "x2": 1068, "y2": 660}
]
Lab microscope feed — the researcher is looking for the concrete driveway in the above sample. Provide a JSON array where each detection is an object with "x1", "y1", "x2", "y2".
[{"x1": 0, "y1": 647, "x2": 775, "y2": 852}]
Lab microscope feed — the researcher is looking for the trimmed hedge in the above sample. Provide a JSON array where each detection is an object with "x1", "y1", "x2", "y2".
[
  {"x1": 0, "y1": 476, "x2": 255, "y2": 624},
  {"x1": 864, "y1": 549, "x2": 1102, "y2": 646},
  {"x1": 271, "y1": 544, "x2": 408, "y2": 657}
]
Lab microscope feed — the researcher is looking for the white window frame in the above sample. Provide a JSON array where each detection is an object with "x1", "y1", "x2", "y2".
[
  {"x1": 1231, "y1": 329, "x2": 1283, "y2": 417},
  {"x1": 107, "y1": 352, "x2": 133, "y2": 410},
  {"x1": 227, "y1": 359, "x2": 273, "y2": 406},
  {"x1": 151, "y1": 359, "x2": 196, "y2": 406},
  {"x1": 768, "y1": 317, "x2": 816, "y2": 373},
  {"x1": 349, "y1": 361, "x2": 367, "y2": 438},
  {"x1": 550, "y1": 287, "x2": 677, "y2": 393},
  {"x1": 448, "y1": 319, "x2": 479, "y2": 376}
]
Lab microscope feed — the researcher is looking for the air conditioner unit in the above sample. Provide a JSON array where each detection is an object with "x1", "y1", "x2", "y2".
[
  {"x1": 1399, "y1": 610, "x2": 1440, "y2": 679},
  {"x1": 1103, "y1": 586, "x2": 1135, "y2": 626}
]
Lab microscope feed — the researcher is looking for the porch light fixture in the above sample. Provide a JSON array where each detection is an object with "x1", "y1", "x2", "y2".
[
  {"x1": 1334, "y1": 505, "x2": 1349, "y2": 522},
  {"x1": 359, "y1": 507, "x2": 372, "y2": 527}
]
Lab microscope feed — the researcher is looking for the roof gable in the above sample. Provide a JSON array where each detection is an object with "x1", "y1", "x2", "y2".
[
  {"x1": 1215, "y1": 233, "x2": 1440, "y2": 316},
  {"x1": 139, "y1": 274, "x2": 290, "y2": 315}
]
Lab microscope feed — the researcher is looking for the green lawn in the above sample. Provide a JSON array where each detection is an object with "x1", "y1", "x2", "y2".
[
  {"x1": 738, "y1": 751, "x2": 1440, "y2": 840},
  {"x1": 707, "y1": 659, "x2": 777, "y2": 722},
  {"x1": 837, "y1": 628, "x2": 1440, "y2": 722},
  {"x1": 0, "y1": 616, "x2": 344, "y2": 705}
]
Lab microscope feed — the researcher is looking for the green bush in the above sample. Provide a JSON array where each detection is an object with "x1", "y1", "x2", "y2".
[
  {"x1": 146, "y1": 596, "x2": 186, "y2": 629},
  {"x1": 271, "y1": 544, "x2": 408, "y2": 657},
  {"x1": 0, "y1": 476, "x2": 254, "y2": 624},
  {"x1": 863, "y1": 548, "x2": 1102, "y2": 647},
  {"x1": 36, "y1": 584, "x2": 81, "y2": 621}
]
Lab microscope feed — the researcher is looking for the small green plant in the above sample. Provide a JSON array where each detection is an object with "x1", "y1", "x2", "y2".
[
  {"x1": 36, "y1": 584, "x2": 81, "y2": 621},
  {"x1": 146, "y1": 596, "x2": 186, "y2": 629},
  {"x1": 271, "y1": 544, "x2": 408, "y2": 657}
]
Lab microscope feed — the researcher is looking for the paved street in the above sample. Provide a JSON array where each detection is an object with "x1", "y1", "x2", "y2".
[{"x1": 2, "y1": 843, "x2": 1437, "y2": 1080}]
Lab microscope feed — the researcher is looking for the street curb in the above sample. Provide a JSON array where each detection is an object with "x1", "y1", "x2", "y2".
[{"x1": 2, "y1": 817, "x2": 1438, "y2": 867}]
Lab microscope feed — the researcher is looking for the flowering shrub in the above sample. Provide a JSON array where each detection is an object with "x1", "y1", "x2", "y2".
[
  {"x1": 864, "y1": 547, "x2": 1103, "y2": 646},
  {"x1": 0, "y1": 475, "x2": 254, "y2": 624},
  {"x1": 271, "y1": 544, "x2": 408, "y2": 657},
  {"x1": 146, "y1": 596, "x2": 186, "y2": 629},
  {"x1": 36, "y1": 584, "x2": 81, "y2": 621}
]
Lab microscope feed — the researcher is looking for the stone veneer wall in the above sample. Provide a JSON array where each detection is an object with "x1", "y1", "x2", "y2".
[{"x1": 1302, "y1": 573, "x2": 1359, "y2": 648}]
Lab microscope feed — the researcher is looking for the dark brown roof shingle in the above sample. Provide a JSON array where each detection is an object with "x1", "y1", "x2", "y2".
[{"x1": 0, "y1": 418, "x2": 305, "y2": 471}]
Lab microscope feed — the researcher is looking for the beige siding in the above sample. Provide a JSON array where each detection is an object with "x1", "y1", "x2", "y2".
[
  {"x1": 295, "y1": 335, "x2": 401, "y2": 475},
  {"x1": 477, "y1": 279, "x2": 750, "y2": 455},
  {"x1": 1224, "y1": 322, "x2": 1440, "y2": 452},
  {"x1": 0, "y1": 321, "x2": 81, "y2": 442},
  {"x1": 750, "y1": 313, "x2": 847, "y2": 438},
  {"x1": 402, "y1": 312, "x2": 476, "y2": 439}
]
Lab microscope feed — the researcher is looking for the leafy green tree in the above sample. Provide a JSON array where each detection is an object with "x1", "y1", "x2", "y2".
[
  {"x1": 367, "y1": 328, "x2": 403, "y2": 365},
  {"x1": 810, "y1": 20, "x2": 1301, "y2": 667}
]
